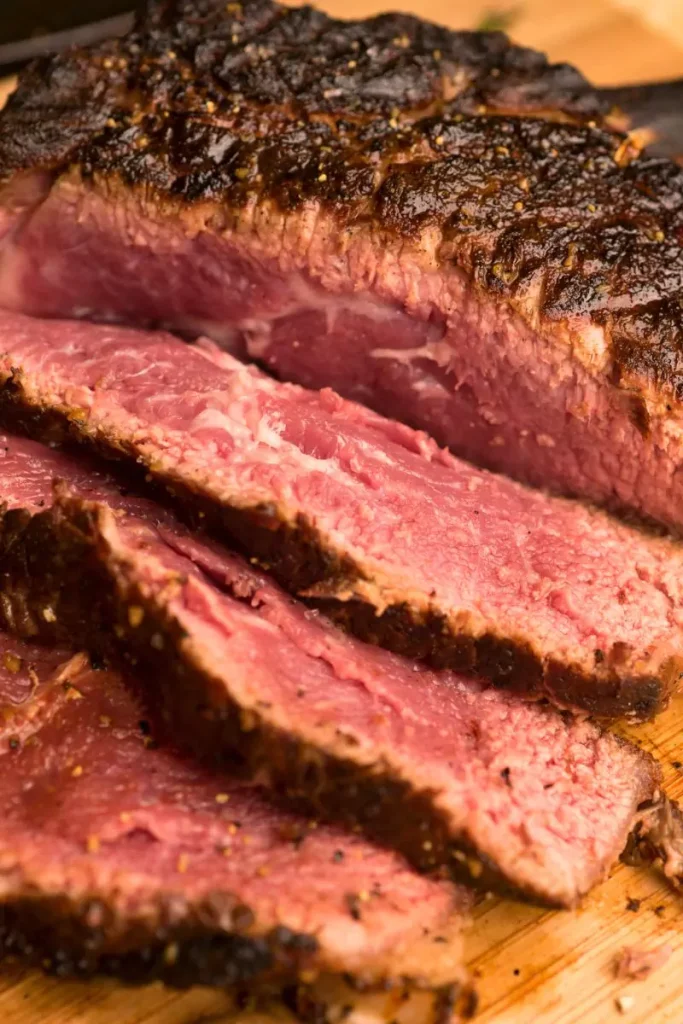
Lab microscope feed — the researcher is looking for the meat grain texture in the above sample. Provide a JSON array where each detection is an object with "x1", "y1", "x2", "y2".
[
  {"x1": 1, "y1": 313, "x2": 683, "y2": 720},
  {"x1": 0, "y1": 4, "x2": 681, "y2": 1010},
  {"x1": 0, "y1": 630, "x2": 468, "y2": 990},
  {"x1": 2, "y1": 0, "x2": 683, "y2": 531},
  {"x1": 0, "y1": 430, "x2": 664, "y2": 908}
]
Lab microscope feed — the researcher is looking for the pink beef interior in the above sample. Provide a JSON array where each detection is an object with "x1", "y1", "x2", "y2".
[
  {"x1": 2, "y1": 174, "x2": 683, "y2": 536},
  {"x1": 0, "y1": 630, "x2": 461, "y2": 980},
  {"x1": 1, "y1": 311, "x2": 683, "y2": 691},
  {"x1": 108, "y1": 511, "x2": 660, "y2": 907},
  {"x1": 0, "y1": 432, "x2": 659, "y2": 907}
]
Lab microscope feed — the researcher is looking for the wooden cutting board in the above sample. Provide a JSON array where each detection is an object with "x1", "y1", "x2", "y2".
[{"x1": 1, "y1": 1, "x2": 683, "y2": 1021}]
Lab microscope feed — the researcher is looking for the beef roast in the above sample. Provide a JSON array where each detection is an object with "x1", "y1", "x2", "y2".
[
  {"x1": 1, "y1": 1, "x2": 683, "y2": 531},
  {"x1": 0, "y1": 432, "x2": 663, "y2": 908},
  {"x1": 0, "y1": 629, "x2": 468, "y2": 989},
  {"x1": 2, "y1": 313, "x2": 683, "y2": 720}
]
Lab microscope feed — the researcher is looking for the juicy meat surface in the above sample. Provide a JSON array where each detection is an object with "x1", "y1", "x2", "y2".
[
  {"x1": 1, "y1": 1, "x2": 683, "y2": 529},
  {"x1": 0, "y1": 431, "x2": 661, "y2": 908},
  {"x1": 0, "y1": 630, "x2": 467, "y2": 988},
  {"x1": 2, "y1": 313, "x2": 683, "y2": 719}
]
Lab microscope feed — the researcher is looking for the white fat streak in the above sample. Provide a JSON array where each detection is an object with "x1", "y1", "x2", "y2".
[
  {"x1": 187, "y1": 402, "x2": 344, "y2": 482},
  {"x1": 192, "y1": 348, "x2": 402, "y2": 467},
  {"x1": 570, "y1": 322, "x2": 610, "y2": 371},
  {"x1": 369, "y1": 340, "x2": 455, "y2": 370},
  {"x1": 235, "y1": 272, "x2": 401, "y2": 348},
  {"x1": 171, "y1": 275, "x2": 413, "y2": 359}
]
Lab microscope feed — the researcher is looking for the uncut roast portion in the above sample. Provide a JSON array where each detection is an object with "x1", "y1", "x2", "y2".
[{"x1": 1, "y1": 0, "x2": 683, "y2": 529}]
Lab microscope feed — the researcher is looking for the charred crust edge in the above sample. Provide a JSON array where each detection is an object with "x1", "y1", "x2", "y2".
[{"x1": 0, "y1": 894, "x2": 319, "y2": 988}]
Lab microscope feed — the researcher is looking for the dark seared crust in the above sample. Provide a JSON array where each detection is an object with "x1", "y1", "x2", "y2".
[
  {"x1": 4, "y1": 2, "x2": 683, "y2": 391},
  {"x1": 0, "y1": 895, "x2": 316, "y2": 988},
  {"x1": 0, "y1": 40, "x2": 127, "y2": 177},
  {"x1": 2, "y1": 896, "x2": 465, "y2": 1013},
  {"x1": 0, "y1": 496, "x2": 661, "y2": 908},
  {"x1": 0, "y1": 389, "x2": 672, "y2": 723},
  {"x1": 0, "y1": 0, "x2": 608, "y2": 184},
  {"x1": 145, "y1": 0, "x2": 604, "y2": 120},
  {"x1": 317, "y1": 599, "x2": 668, "y2": 722}
]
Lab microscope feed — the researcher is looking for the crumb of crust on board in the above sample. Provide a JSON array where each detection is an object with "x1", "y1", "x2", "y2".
[
  {"x1": 615, "y1": 994, "x2": 636, "y2": 1015},
  {"x1": 614, "y1": 943, "x2": 673, "y2": 980}
]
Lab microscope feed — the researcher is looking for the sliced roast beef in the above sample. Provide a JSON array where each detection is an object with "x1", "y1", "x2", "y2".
[
  {"x1": 0, "y1": 629, "x2": 468, "y2": 989},
  {"x1": 2, "y1": 313, "x2": 683, "y2": 720},
  {"x1": 0, "y1": 432, "x2": 663, "y2": 908},
  {"x1": 1, "y1": 2, "x2": 683, "y2": 531}
]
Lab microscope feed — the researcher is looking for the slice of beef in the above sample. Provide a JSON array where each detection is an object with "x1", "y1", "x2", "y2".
[
  {"x1": 2, "y1": 3, "x2": 683, "y2": 533},
  {"x1": 0, "y1": 432, "x2": 663, "y2": 908},
  {"x1": 2, "y1": 313, "x2": 683, "y2": 720},
  {"x1": 0, "y1": 629, "x2": 468, "y2": 989}
]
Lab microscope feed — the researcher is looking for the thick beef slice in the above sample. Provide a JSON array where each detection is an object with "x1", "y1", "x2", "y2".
[
  {"x1": 1, "y1": 314, "x2": 683, "y2": 719},
  {"x1": 1, "y1": 2, "x2": 683, "y2": 529},
  {"x1": 0, "y1": 631, "x2": 467, "y2": 988},
  {"x1": 0, "y1": 433, "x2": 662, "y2": 908}
]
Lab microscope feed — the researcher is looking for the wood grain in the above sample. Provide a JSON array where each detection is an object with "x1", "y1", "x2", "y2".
[{"x1": 0, "y1": 2, "x2": 682, "y2": 1021}]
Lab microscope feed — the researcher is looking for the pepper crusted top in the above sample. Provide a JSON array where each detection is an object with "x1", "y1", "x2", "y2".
[
  {"x1": 140, "y1": 0, "x2": 607, "y2": 121},
  {"x1": 2, "y1": 0, "x2": 683, "y2": 393},
  {"x1": 0, "y1": 0, "x2": 610, "y2": 189}
]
